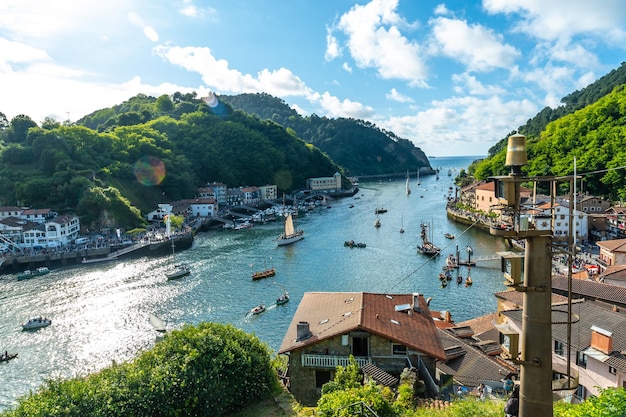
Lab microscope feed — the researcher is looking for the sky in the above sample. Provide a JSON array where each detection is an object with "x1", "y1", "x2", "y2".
[{"x1": 1, "y1": 0, "x2": 625, "y2": 157}]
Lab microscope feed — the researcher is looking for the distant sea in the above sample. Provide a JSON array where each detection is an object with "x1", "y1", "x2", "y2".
[{"x1": 0, "y1": 155, "x2": 509, "y2": 410}]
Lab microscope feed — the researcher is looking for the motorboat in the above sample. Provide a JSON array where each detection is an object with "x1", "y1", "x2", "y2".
[
  {"x1": 275, "y1": 291, "x2": 290, "y2": 306},
  {"x1": 250, "y1": 304, "x2": 266, "y2": 315},
  {"x1": 0, "y1": 352, "x2": 17, "y2": 363},
  {"x1": 17, "y1": 266, "x2": 50, "y2": 281},
  {"x1": 166, "y1": 264, "x2": 191, "y2": 280},
  {"x1": 22, "y1": 317, "x2": 52, "y2": 330}
]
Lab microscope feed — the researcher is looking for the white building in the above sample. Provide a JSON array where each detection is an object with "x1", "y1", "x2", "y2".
[
  {"x1": 22, "y1": 215, "x2": 80, "y2": 247},
  {"x1": 306, "y1": 172, "x2": 342, "y2": 192},
  {"x1": 528, "y1": 201, "x2": 588, "y2": 241}
]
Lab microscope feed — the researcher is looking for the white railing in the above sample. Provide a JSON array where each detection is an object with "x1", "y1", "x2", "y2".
[{"x1": 301, "y1": 354, "x2": 371, "y2": 368}]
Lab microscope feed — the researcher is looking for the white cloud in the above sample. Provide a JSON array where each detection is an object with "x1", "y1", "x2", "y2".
[
  {"x1": 429, "y1": 17, "x2": 520, "y2": 72},
  {"x1": 178, "y1": 0, "x2": 217, "y2": 20},
  {"x1": 386, "y1": 88, "x2": 414, "y2": 103},
  {"x1": 483, "y1": 0, "x2": 626, "y2": 43},
  {"x1": 342, "y1": 62, "x2": 352, "y2": 73},
  {"x1": 452, "y1": 73, "x2": 506, "y2": 96},
  {"x1": 380, "y1": 95, "x2": 537, "y2": 155},
  {"x1": 317, "y1": 92, "x2": 375, "y2": 119},
  {"x1": 144, "y1": 26, "x2": 159, "y2": 42},
  {"x1": 325, "y1": 28, "x2": 340, "y2": 61},
  {"x1": 128, "y1": 11, "x2": 159, "y2": 42},
  {"x1": 332, "y1": 0, "x2": 428, "y2": 86}
]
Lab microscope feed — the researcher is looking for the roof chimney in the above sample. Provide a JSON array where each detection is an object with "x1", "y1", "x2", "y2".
[
  {"x1": 590, "y1": 326, "x2": 612, "y2": 355},
  {"x1": 412, "y1": 293, "x2": 422, "y2": 313},
  {"x1": 296, "y1": 321, "x2": 312, "y2": 342}
]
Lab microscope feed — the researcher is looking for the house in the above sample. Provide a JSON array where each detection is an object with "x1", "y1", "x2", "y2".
[
  {"x1": 605, "y1": 206, "x2": 626, "y2": 240},
  {"x1": 527, "y1": 201, "x2": 588, "y2": 241},
  {"x1": 278, "y1": 292, "x2": 446, "y2": 406},
  {"x1": 21, "y1": 208, "x2": 56, "y2": 224},
  {"x1": 501, "y1": 299, "x2": 626, "y2": 400},
  {"x1": 598, "y1": 265, "x2": 626, "y2": 287},
  {"x1": 204, "y1": 182, "x2": 228, "y2": 204},
  {"x1": 22, "y1": 215, "x2": 80, "y2": 247},
  {"x1": 258, "y1": 184, "x2": 277, "y2": 201},
  {"x1": 0, "y1": 206, "x2": 24, "y2": 221},
  {"x1": 551, "y1": 275, "x2": 626, "y2": 310},
  {"x1": 146, "y1": 203, "x2": 174, "y2": 222},
  {"x1": 596, "y1": 238, "x2": 626, "y2": 269},
  {"x1": 240, "y1": 186, "x2": 260, "y2": 205}
]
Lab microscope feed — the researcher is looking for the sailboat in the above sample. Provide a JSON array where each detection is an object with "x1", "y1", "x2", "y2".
[
  {"x1": 416, "y1": 168, "x2": 421, "y2": 185},
  {"x1": 416, "y1": 222, "x2": 441, "y2": 256},
  {"x1": 149, "y1": 313, "x2": 167, "y2": 333},
  {"x1": 405, "y1": 171, "x2": 411, "y2": 195},
  {"x1": 165, "y1": 216, "x2": 191, "y2": 280},
  {"x1": 277, "y1": 205, "x2": 304, "y2": 246},
  {"x1": 252, "y1": 257, "x2": 276, "y2": 280}
]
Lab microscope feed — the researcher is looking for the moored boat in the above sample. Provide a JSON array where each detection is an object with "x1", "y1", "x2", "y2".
[
  {"x1": 21, "y1": 317, "x2": 51, "y2": 330},
  {"x1": 277, "y1": 212, "x2": 304, "y2": 246},
  {"x1": 417, "y1": 223, "x2": 441, "y2": 256},
  {"x1": 166, "y1": 264, "x2": 191, "y2": 280}
]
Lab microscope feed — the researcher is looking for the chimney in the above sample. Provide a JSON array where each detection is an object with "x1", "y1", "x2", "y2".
[
  {"x1": 590, "y1": 326, "x2": 613, "y2": 355},
  {"x1": 412, "y1": 292, "x2": 422, "y2": 313},
  {"x1": 296, "y1": 321, "x2": 312, "y2": 342}
]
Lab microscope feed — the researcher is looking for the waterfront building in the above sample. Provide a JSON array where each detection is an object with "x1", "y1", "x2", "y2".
[
  {"x1": 22, "y1": 214, "x2": 80, "y2": 247},
  {"x1": 21, "y1": 208, "x2": 56, "y2": 224},
  {"x1": 527, "y1": 201, "x2": 588, "y2": 242},
  {"x1": 203, "y1": 182, "x2": 228, "y2": 204},
  {"x1": 146, "y1": 203, "x2": 174, "y2": 222},
  {"x1": 279, "y1": 292, "x2": 446, "y2": 406},
  {"x1": 258, "y1": 184, "x2": 277, "y2": 201},
  {"x1": 240, "y1": 186, "x2": 261, "y2": 205},
  {"x1": 596, "y1": 238, "x2": 626, "y2": 269},
  {"x1": 306, "y1": 172, "x2": 342, "y2": 192},
  {"x1": 0, "y1": 206, "x2": 24, "y2": 221}
]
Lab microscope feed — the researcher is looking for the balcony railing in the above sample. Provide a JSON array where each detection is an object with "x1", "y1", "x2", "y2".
[{"x1": 301, "y1": 354, "x2": 371, "y2": 368}]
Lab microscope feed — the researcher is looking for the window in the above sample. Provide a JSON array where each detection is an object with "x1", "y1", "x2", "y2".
[
  {"x1": 609, "y1": 366, "x2": 617, "y2": 375},
  {"x1": 576, "y1": 351, "x2": 587, "y2": 368},
  {"x1": 315, "y1": 370, "x2": 332, "y2": 388},
  {"x1": 392, "y1": 344, "x2": 407, "y2": 355},
  {"x1": 560, "y1": 215, "x2": 565, "y2": 220},
  {"x1": 554, "y1": 340, "x2": 565, "y2": 356}
]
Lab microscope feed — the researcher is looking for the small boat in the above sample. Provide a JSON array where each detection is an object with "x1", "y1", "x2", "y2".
[
  {"x1": 0, "y1": 352, "x2": 17, "y2": 363},
  {"x1": 344, "y1": 240, "x2": 366, "y2": 248},
  {"x1": 252, "y1": 268, "x2": 276, "y2": 280},
  {"x1": 166, "y1": 264, "x2": 191, "y2": 280},
  {"x1": 165, "y1": 235, "x2": 191, "y2": 280},
  {"x1": 374, "y1": 207, "x2": 388, "y2": 214},
  {"x1": 17, "y1": 266, "x2": 50, "y2": 281},
  {"x1": 417, "y1": 222, "x2": 441, "y2": 256},
  {"x1": 405, "y1": 171, "x2": 411, "y2": 195},
  {"x1": 21, "y1": 317, "x2": 51, "y2": 330},
  {"x1": 250, "y1": 304, "x2": 266, "y2": 315},
  {"x1": 277, "y1": 212, "x2": 304, "y2": 246},
  {"x1": 456, "y1": 275, "x2": 463, "y2": 285},
  {"x1": 149, "y1": 313, "x2": 167, "y2": 333},
  {"x1": 276, "y1": 291, "x2": 290, "y2": 306},
  {"x1": 445, "y1": 233, "x2": 455, "y2": 239},
  {"x1": 374, "y1": 218, "x2": 381, "y2": 228}
]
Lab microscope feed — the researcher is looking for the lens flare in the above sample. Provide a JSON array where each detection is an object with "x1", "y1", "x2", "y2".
[{"x1": 134, "y1": 156, "x2": 166, "y2": 186}]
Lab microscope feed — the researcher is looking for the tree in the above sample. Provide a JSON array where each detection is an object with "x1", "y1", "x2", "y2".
[{"x1": 7, "y1": 114, "x2": 37, "y2": 143}]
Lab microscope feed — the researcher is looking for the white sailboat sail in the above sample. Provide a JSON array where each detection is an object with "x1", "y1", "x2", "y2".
[
  {"x1": 284, "y1": 214, "x2": 295, "y2": 236},
  {"x1": 277, "y1": 206, "x2": 304, "y2": 246},
  {"x1": 406, "y1": 171, "x2": 411, "y2": 194}
]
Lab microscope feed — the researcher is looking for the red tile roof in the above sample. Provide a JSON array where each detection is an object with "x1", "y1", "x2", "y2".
[{"x1": 278, "y1": 292, "x2": 446, "y2": 360}]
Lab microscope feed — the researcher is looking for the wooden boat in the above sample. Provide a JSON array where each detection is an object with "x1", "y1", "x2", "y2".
[
  {"x1": 252, "y1": 268, "x2": 276, "y2": 280},
  {"x1": 250, "y1": 304, "x2": 266, "y2": 315},
  {"x1": 276, "y1": 291, "x2": 289, "y2": 306},
  {"x1": 17, "y1": 266, "x2": 49, "y2": 281},
  {"x1": 374, "y1": 217, "x2": 381, "y2": 228},
  {"x1": 344, "y1": 240, "x2": 366, "y2": 248},
  {"x1": 465, "y1": 276, "x2": 473, "y2": 287},
  {"x1": 445, "y1": 233, "x2": 455, "y2": 239},
  {"x1": 22, "y1": 317, "x2": 51, "y2": 330},
  {"x1": 0, "y1": 352, "x2": 17, "y2": 363}
]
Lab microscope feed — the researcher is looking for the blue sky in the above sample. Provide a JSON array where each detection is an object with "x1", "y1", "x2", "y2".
[{"x1": 1, "y1": 0, "x2": 625, "y2": 156}]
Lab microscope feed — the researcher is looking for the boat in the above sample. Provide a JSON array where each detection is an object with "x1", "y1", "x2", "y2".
[
  {"x1": 400, "y1": 214, "x2": 405, "y2": 234},
  {"x1": 252, "y1": 267, "x2": 276, "y2": 280},
  {"x1": 465, "y1": 267, "x2": 473, "y2": 287},
  {"x1": 456, "y1": 275, "x2": 463, "y2": 285},
  {"x1": 250, "y1": 304, "x2": 266, "y2": 315},
  {"x1": 165, "y1": 238, "x2": 191, "y2": 280},
  {"x1": 374, "y1": 207, "x2": 388, "y2": 214},
  {"x1": 276, "y1": 291, "x2": 290, "y2": 306},
  {"x1": 21, "y1": 317, "x2": 51, "y2": 330},
  {"x1": 417, "y1": 222, "x2": 441, "y2": 256},
  {"x1": 17, "y1": 266, "x2": 50, "y2": 281},
  {"x1": 149, "y1": 313, "x2": 167, "y2": 333},
  {"x1": 416, "y1": 168, "x2": 421, "y2": 185},
  {"x1": 0, "y1": 352, "x2": 17, "y2": 363},
  {"x1": 445, "y1": 233, "x2": 455, "y2": 239},
  {"x1": 445, "y1": 253, "x2": 458, "y2": 269},
  {"x1": 405, "y1": 171, "x2": 411, "y2": 195},
  {"x1": 344, "y1": 240, "x2": 366, "y2": 248},
  {"x1": 374, "y1": 217, "x2": 381, "y2": 228},
  {"x1": 277, "y1": 212, "x2": 304, "y2": 246}
]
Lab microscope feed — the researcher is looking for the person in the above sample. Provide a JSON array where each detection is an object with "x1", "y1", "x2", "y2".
[
  {"x1": 456, "y1": 386, "x2": 464, "y2": 398},
  {"x1": 504, "y1": 385, "x2": 520, "y2": 417},
  {"x1": 503, "y1": 376, "x2": 514, "y2": 395},
  {"x1": 477, "y1": 383, "x2": 487, "y2": 401}
]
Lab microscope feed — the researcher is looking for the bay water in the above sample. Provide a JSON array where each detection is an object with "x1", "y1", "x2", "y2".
[{"x1": 0, "y1": 155, "x2": 510, "y2": 410}]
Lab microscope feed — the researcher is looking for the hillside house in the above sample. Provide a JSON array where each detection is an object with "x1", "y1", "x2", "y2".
[
  {"x1": 605, "y1": 206, "x2": 626, "y2": 240},
  {"x1": 278, "y1": 292, "x2": 446, "y2": 406},
  {"x1": 596, "y1": 238, "x2": 626, "y2": 270}
]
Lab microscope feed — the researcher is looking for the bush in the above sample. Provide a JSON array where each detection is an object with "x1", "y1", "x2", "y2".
[{"x1": 2, "y1": 322, "x2": 278, "y2": 417}]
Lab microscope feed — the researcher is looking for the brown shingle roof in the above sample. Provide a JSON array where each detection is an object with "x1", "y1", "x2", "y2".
[
  {"x1": 596, "y1": 239, "x2": 626, "y2": 253},
  {"x1": 278, "y1": 292, "x2": 446, "y2": 360},
  {"x1": 552, "y1": 275, "x2": 626, "y2": 308}
]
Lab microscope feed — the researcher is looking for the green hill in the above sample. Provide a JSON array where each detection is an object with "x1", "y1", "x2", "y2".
[{"x1": 220, "y1": 93, "x2": 431, "y2": 176}]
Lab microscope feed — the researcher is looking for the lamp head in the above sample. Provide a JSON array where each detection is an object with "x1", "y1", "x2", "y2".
[{"x1": 505, "y1": 133, "x2": 527, "y2": 175}]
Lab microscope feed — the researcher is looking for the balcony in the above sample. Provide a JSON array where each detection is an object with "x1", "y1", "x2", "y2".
[{"x1": 301, "y1": 354, "x2": 371, "y2": 368}]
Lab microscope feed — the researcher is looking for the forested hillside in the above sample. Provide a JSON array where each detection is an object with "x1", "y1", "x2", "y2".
[
  {"x1": 220, "y1": 93, "x2": 431, "y2": 176},
  {"x1": 472, "y1": 83, "x2": 626, "y2": 201},
  {"x1": 484, "y1": 62, "x2": 626, "y2": 157},
  {"x1": 0, "y1": 93, "x2": 344, "y2": 229}
]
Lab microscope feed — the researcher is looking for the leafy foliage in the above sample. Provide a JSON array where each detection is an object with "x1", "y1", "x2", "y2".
[
  {"x1": 220, "y1": 93, "x2": 431, "y2": 176},
  {"x1": 1, "y1": 322, "x2": 278, "y2": 417},
  {"x1": 470, "y1": 83, "x2": 626, "y2": 200}
]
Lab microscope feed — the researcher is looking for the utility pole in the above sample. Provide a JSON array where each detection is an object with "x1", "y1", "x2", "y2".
[{"x1": 490, "y1": 134, "x2": 553, "y2": 417}]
